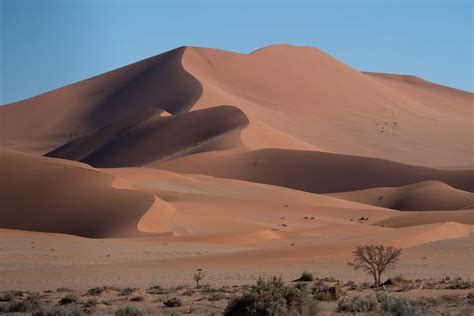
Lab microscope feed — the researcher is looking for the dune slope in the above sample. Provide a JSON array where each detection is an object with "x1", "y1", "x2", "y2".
[
  {"x1": 182, "y1": 45, "x2": 473, "y2": 167},
  {"x1": 0, "y1": 47, "x2": 202, "y2": 154},
  {"x1": 152, "y1": 149, "x2": 474, "y2": 194},
  {"x1": 48, "y1": 105, "x2": 249, "y2": 167},
  {"x1": 327, "y1": 181, "x2": 474, "y2": 211},
  {"x1": 0, "y1": 150, "x2": 156, "y2": 237}
]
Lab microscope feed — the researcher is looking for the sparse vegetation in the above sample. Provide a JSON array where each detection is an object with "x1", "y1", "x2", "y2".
[
  {"x1": 163, "y1": 297, "x2": 182, "y2": 307},
  {"x1": 32, "y1": 305, "x2": 87, "y2": 316},
  {"x1": 193, "y1": 269, "x2": 205, "y2": 288},
  {"x1": 337, "y1": 296, "x2": 378, "y2": 312},
  {"x1": 120, "y1": 287, "x2": 138, "y2": 296},
  {"x1": 348, "y1": 244, "x2": 402, "y2": 288},
  {"x1": 378, "y1": 293, "x2": 421, "y2": 315},
  {"x1": 208, "y1": 292, "x2": 225, "y2": 301},
  {"x1": 87, "y1": 286, "x2": 108, "y2": 296},
  {"x1": 223, "y1": 276, "x2": 319, "y2": 316},
  {"x1": 115, "y1": 305, "x2": 145, "y2": 316},
  {"x1": 146, "y1": 285, "x2": 163, "y2": 294},
  {"x1": 130, "y1": 296, "x2": 144, "y2": 302},
  {"x1": 58, "y1": 294, "x2": 78, "y2": 305}
]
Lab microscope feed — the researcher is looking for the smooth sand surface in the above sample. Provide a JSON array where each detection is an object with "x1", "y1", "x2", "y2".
[
  {"x1": 326, "y1": 181, "x2": 474, "y2": 211},
  {"x1": 0, "y1": 44, "x2": 472, "y2": 293}
]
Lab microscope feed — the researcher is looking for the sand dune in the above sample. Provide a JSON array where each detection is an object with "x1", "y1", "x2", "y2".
[
  {"x1": 327, "y1": 181, "x2": 474, "y2": 211},
  {"x1": 0, "y1": 150, "x2": 155, "y2": 237},
  {"x1": 2, "y1": 45, "x2": 472, "y2": 168},
  {"x1": 102, "y1": 167, "x2": 396, "y2": 238},
  {"x1": 182, "y1": 45, "x2": 473, "y2": 167},
  {"x1": 48, "y1": 105, "x2": 248, "y2": 167},
  {"x1": 0, "y1": 47, "x2": 202, "y2": 154},
  {"x1": 152, "y1": 149, "x2": 474, "y2": 194},
  {"x1": 0, "y1": 44, "x2": 472, "y2": 292},
  {"x1": 374, "y1": 210, "x2": 474, "y2": 228}
]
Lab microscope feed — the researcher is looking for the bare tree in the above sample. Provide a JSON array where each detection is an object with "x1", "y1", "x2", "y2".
[
  {"x1": 193, "y1": 269, "x2": 205, "y2": 288},
  {"x1": 348, "y1": 245, "x2": 402, "y2": 288}
]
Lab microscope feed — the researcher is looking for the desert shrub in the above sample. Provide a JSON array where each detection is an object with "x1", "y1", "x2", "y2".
[
  {"x1": 120, "y1": 287, "x2": 138, "y2": 296},
  {"x1": 323, "y1": 276, "x2": 338, "y2": 282},
  {"x1": 440, "y1": 294, "x2": 463, "y2": 305},
  {"x1": 337, "y1": 296, "x2": 377, "y2": 312},
  {"x1": 208, "y1": 292, "x2": 225, "y2": 301},
  {"x1": 446, "y1": 278, "x2": 474, "y2": 289},
  {"x1": 83, "y1": 298, "x2": 98, "y2": 307},
  {"x1": 345, "y1": 280, "x2": 356, "y2": 288},
  {"x1": 378, "y1": 293, "x2": 421, "y2": 316},
  {"x1": 115, "y1": 305, "x2": 145, "y2": 316},
  {"x1": 6, "y1": 294, "x2": 41, "y2": 312},
  {"x1": 146, "y1": 285, "x2": 169, "y2": 295},
  {"x1": 32, "y1": 305, "x2": 87, "y2": 316},
  {"x1": 0, "y1": 292, "x2": 14, "y2": 302},
  {"x1": 163, "y1": 297, "x2": 182, "y2": 307},
  {"x1": 313, "y1": 291, "x2": 333, "y2": 302},
  {"x1": 298, "y1": 271, "x2": 314, "y2": 282},
  {"x1": 59, "y1": 294, "x2": 78, "y2": 305},
  {"x1": 86, "y1": 287, "x2": 108, "y2": 296},
  {"x1": 467, "y1": 292, "x2": 474, "y2": 305},
  {"x1": 130, "y1": 296, "x2": 144, "y2": 302},
  {"x1": 223, "y1": 276, "x2": 319, "y2": 316}
]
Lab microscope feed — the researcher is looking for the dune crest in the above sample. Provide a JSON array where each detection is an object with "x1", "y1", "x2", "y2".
[{"x1": 327, "y1": 181, "x2": 474, "y2": 211}]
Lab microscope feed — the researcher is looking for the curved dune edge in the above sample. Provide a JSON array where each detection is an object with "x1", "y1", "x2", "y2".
[
  {"x1": 326, "y1": 180, "x2": 474, "y2": 211},
  {"x1": 0, "y1": 150, "x2": 157, "y2": 238},
  {"x1": 0, "y1": 47, "x2": 203, "y2": 154},
  {"x1": 151, "y1": 149, "x2": 474, "y2": 194},
  {"x1": 374, "y1": 210, "x2": 474, "y2": 228},
  {"x1": 137, "y1": 196, "x2": 177, "y2": 235}
]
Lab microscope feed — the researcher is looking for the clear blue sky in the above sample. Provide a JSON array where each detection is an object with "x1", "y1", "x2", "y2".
[{"x1": 1, "y1": 0, "x2": 472, "y2": 105}]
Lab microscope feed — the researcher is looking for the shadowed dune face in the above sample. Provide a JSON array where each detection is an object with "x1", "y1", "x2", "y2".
[
  {"x1": 326, "y1": 181, "x2": 474, "y2": 211},
  {"x1": 47, "y1": 105, "x2": 249, "y2": 167},
  {"x1": 152, "y1": 149, "x2": 474, "y2": 194},
  {"x1": 0, "y1": 47, "x2": 202, "y2": 154},
  {"x1": 0, "y1": 150, "x2": 155, "y2": 238}
]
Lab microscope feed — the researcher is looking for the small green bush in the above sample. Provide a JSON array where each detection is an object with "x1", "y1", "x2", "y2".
[
  {"x1": 337, "y1": 296, "x2": 377, "y2": 312},
  {"x1": 379, "y1": 293, "x2": 421, "y2": 316},
  {"x1": 223, "y1": 276, "x2": 319, "y2": 316},
  {"x1": 115, "y1": 305, "x2": 145, "y2": 316}
]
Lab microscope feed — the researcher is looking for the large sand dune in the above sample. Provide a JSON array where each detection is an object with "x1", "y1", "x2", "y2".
[{"x1": 0, "y1": 44, "x2": 472, "y2": 292}]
